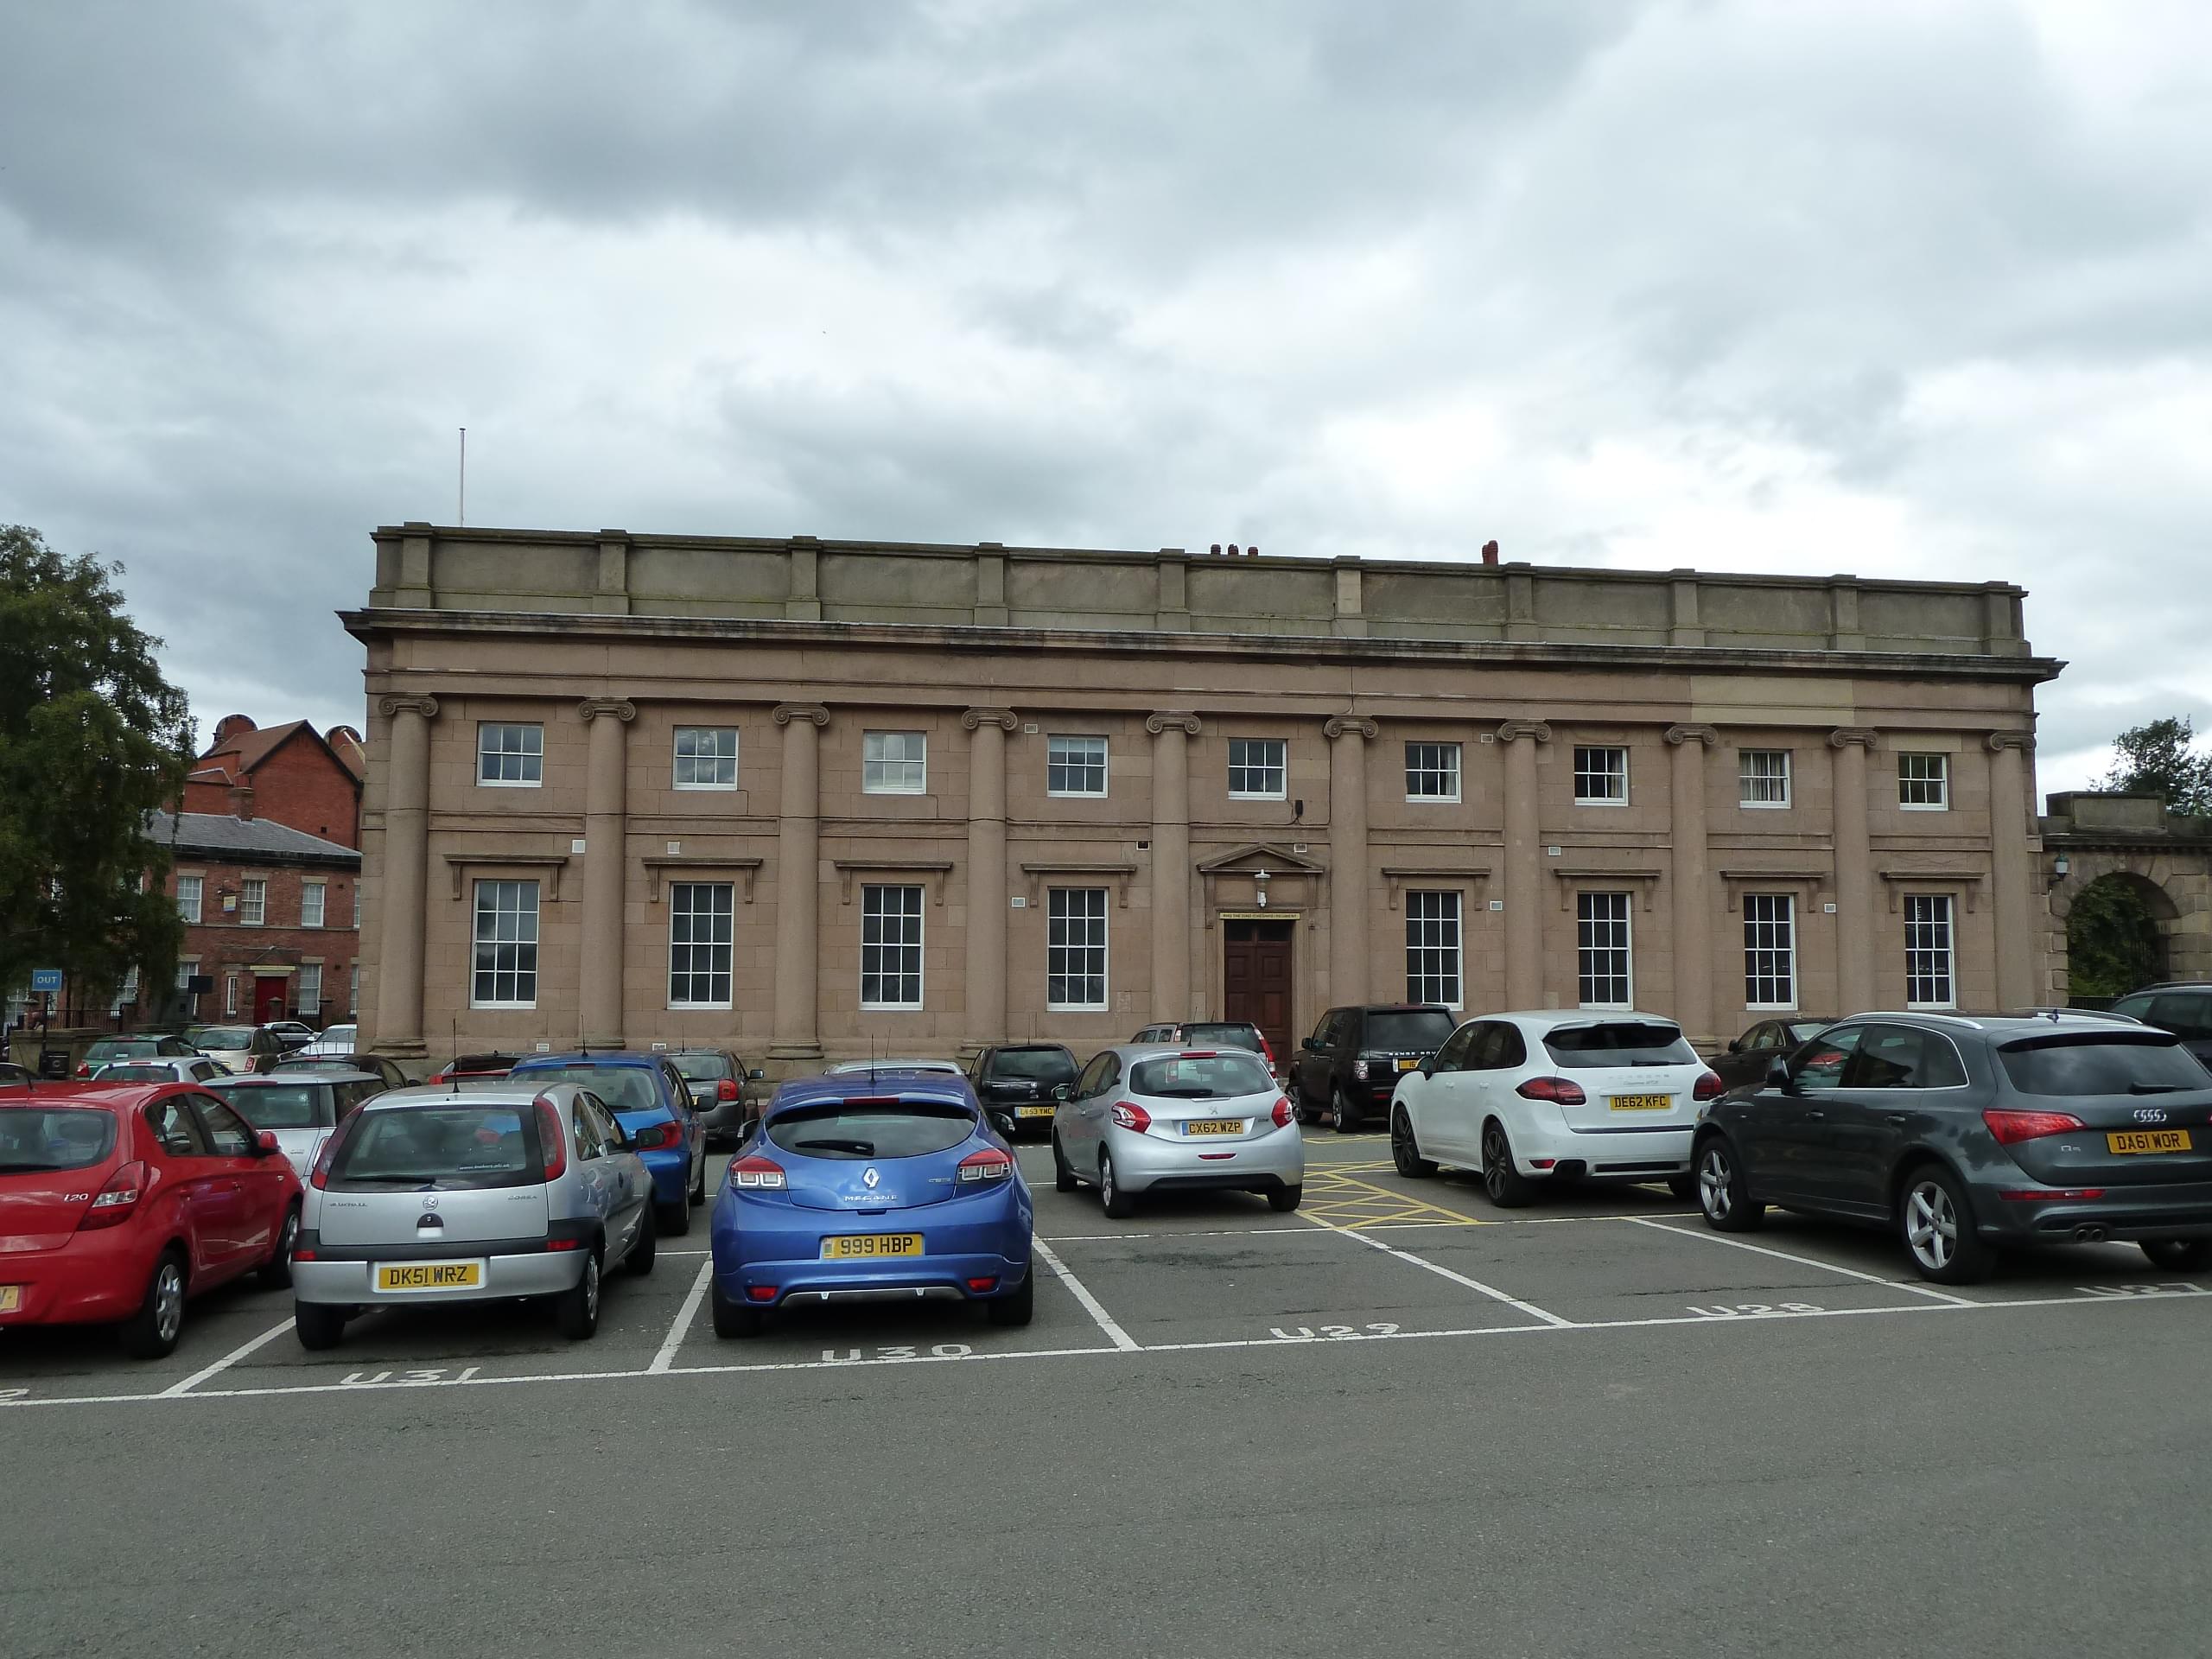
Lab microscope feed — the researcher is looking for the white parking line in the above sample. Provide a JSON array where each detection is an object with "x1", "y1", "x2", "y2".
[
  {"x1": 1301, "y1": 1211, "x2": 1579, "y2": 1328},
  {"x1": 1627, "y1": 1217, "x2": 1980, "y2": 1306},
  {"x1": 157, "y1": 1315, "x2": 298, "y2": 1397},
  {"x1": 1039, "y1": 1224, "x2": 1327, "y2": 1243},
  {"x1": 1032, "y1": 1236, "x2": 1140, "y2": 1351},
  {"x1": 648, "y1": 1262, "x2": 715, "y2": 1373}
]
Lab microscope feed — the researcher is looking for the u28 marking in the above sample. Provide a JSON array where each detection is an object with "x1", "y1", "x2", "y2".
[{"x1": 1686, "y1": 1302, "x2": 1823, "y2": 1319}]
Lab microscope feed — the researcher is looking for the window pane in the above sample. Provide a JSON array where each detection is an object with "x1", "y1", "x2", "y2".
[
  {"x1": 477, "y1": 722, "x2": 544, "y2": 785},
  {"x1": 673, "y1": 727, "x2": 739, "y2": 788},
  {"x1": 472, "y1": 879, "x2": 541, "y2": 1007},
  {"x1": 1047, "y1": 735, "x2": 1108, "y2": 797},
  {"x1": 860, "y1": 884, "x2": 925, "y2": 1007},
  {"x1": 863, "y1": 731, "x2": 927, "y2": 794},
  {"x1": 1404, "y1": 742, "x2": 1461, "y2": 801},
  {"x1": 296, "y1": 963, "x2": 321, "y2": 1016},
  {"x1": 1046, "y1": 887, "x2": 1109, "y2": 1009},
  {"x1": 1904, "y1": 894, "x2": 1955, "y2": 1006},
  {"x1": 302, "y1": 883, "x2": 326, "y2": 928},
  {"x1": 668, "y1": 882, "x2": 735, "y2": 1007},
  {"x1": 1576, "y1": 892, "x2": 1632, "y2": 1006},
  {"x1": 1573, "y1": 747, "x2": 1628, "y2": 803},
  {"x1": 1738, "y1": 750, "x2": 1791, "y2": 806},
  {"x1": 1404, "y1": 890, "x2": 1462, "y2": 1007},
  {"x1": 1743, "y1": 893, "x2": 1796, "y2": 1008},
  {"x1": 240, "y1": 879, "x2": 266, "y2": 926},
  {"x1": 1898, "y1": 753, "x2": 1949, "y2": 809},
  {"x1": 1228, "y1": 738, "x2": 1286, "y2": 798},
  {"x1": 176, "y1": 875, "x2": 202, "y2": 924}
]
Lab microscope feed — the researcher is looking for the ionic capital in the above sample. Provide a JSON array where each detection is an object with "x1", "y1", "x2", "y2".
[
  {"x1": 577, "y1": 697, "x2": 637, "y2": 723},
  {"x1": 961, "y1": 707, "x2": 1019, "y2": 733},
  {"x1": 1323, "y1": 715, "x2": 1378, "y2": 741},
  {"x1": 1985, "y1": 730, "x2": 2037, "y2": 753},
  {"x1": 772, "y1": 702, "x2": 830, "y2": 728},
  {"x1": 1664, "y1": 723, "x2": 1719, "y2": 747},
  {"x1": 377, "y1": 694, "x2": 441, "y2": 721},
  {"x1": 1828, "y1": 727, "x2": 1879, "y2": 749},
  {"x1": 1496, "y1": 719, "x2": 1552, "y2": 744},
  {"x1": 1145, "y1": 711, "x2": 1202, "y2": 737}
]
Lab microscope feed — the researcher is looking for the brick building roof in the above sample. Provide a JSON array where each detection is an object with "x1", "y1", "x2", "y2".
[{"x1": 149, "y1": 811, "x2": 361, "y2": 868}]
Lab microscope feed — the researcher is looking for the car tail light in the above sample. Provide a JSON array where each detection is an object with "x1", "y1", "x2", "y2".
[
  {"x1": 1351, "y1": 1059, "x2": 1370, "y2": 1081},
  {"x1": 1693, "y1": 1071, "x2": 1726, "y2": 1102},
  {"x1": 1516, "y1": 1076, "x2": 1587, "y2": 1106},
  {"x1": 1983, "y1": 1108, "x2": 2086, "y2": 1146},
  {"x1": 74, "y1": 1064, "x2": 91, "y2": 1079},
  {"x1": 1110, "y1": 1101, "x2": 1152, "y2": 1133},
  {"x1": 731, "y1": 1155, "x2": 786, "y2": 1190},
  {"x1": 716, "y1": 1078, "x2": 740, "y2": 1103},
  {"x1": 534, "y1": 1094, "x2": 567, "y2": 1180},
  {"x1": 1179, "y1": 1051, "x2": 1218, "y2": 1060},
  {"x1": 632, "y1": 1120, "x2": 683, "y2": 1152},
  {"x1": 77, "y1": 1160, "x2": 149, "y2": 1230},
  {"x1": 547, "y1": 1236, "x2": 584, "y2": 1251},
  {"x1": 1999, "y1": 1188, "x2": 2107, "y2": 1201},
  {"x1": 308, "y1": 1131, "x2": 343, "y2": 1190},
  {"x1": 1271, "y1": 1096, "x2": 1293, "y2": 1128},
  {"x1": 958, "y1": 1147, "x2": 1014, "y2": 1183}
]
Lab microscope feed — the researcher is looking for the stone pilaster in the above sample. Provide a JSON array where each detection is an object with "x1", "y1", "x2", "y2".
[
  {"x1": 1987, "y1": 731, "x2": 2037, "y2": 1009},
  {"x1": 1665, "y1": 724, "x2": 1719, "y2": 1044},
  {"x1": 1325, "y1": 715, "x2": 1377, "y2": 1004},
  {"x1": 1830, "y1": 728, "x2": 1879, "y2": 1013},
  {"x1": 963, "y1": 708, "x2": 1018, "y2": 1053},
  {"x1": 577, "y1": 698, "x2": 635, "y2": 1049},
  {"x1": 1497, "y1": 720, "x2": 1552, "y2": 1009},
  {"x1": 771, "y1": 702, "x2": 829, "y2": 1058},
  {"x1": 1147, "y1": 713, "x2": 1200, "y2": 1021},
  {"x1": 373, "y1": 694, "x2": 438, "y2": 1056}
]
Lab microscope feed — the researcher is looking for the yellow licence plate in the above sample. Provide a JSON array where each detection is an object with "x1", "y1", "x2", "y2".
[
  {"x1": 1395, "y1": 1058, "x2": 1418, "y2": 1071},
  {"x1": 821, "y1": 1233, "x2": 924, "y2": 1259},
  {"x1": 2109, "y1": 1129, "x2": 2193, "y2": 1155},
  {"x1": 375, "y1": 1262, "x2": 482, "y2": 1292},
  {"x1": 1015, "y1": 1105, "x2": 1055, "y2": 1118},
  {"x1": 1185, "y1": 1118, "x2": 1244, "y2": 1136},
  {"x1": 1609, "y1": 1093, "x2": 1673, "y2": 1113},
  {"x1": 0, "y1": 1285, "x2": 20, "y2": 1313}
]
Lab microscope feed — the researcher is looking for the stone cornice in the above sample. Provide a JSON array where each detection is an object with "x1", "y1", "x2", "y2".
[{"x1": 345, "y1": 610, "x2": 2065, "y2": 687}]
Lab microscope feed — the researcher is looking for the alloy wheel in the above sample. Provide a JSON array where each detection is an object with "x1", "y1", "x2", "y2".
[
  {"x1": 153, "y1": 1262, "x2": 185, "y2": 1344},
  {"x1": 582, "y1": 1255, "x2": 601, "y2": 1322},
  {"x1": 278, "y1": 1208, "x2": 299, "y2": 1257},
  {"x1": 1100, "y1": 1155, "x2": 1116, "y2": 1207},
  {"x1": 1482, "y1": 1126, "x2": 1510, "y2": 1201},
  {"x1": 1698, "y1": 1146, "x2": 1733, "y2": 1222},
  {"x1": 1904, "y1": 1179, "x2": 1957, "y2": 1273}
]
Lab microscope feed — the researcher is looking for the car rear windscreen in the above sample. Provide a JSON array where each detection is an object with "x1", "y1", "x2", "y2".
[
  {"x1": 766, "y1": 1101, "x2": 976, "y2": 1160},
  {"x1": 1179, "y1": 1024, "x2": 1264, "y2": 1052},
  {"x1": 1998, "y1": 1036, "x2": 2212, "y2": 1097},
  {"x1": 1542, "y1": 1023, "x2": 1699, "y2": 1068},
  {"x1": 329, "y1": 1106, "x2": 537, "y2": 1189},
  {"x1": 197, "y1": 1028, "x2": 252, "y2": 1051},
  {"x1": 989, "y1": 1047, "x2": 1077, "y2": 1082},
  {"x1": 216, "y1": 1084, "x2": 331, "y2": 1131},
  {"x1": 0, "y1": 1108, "x2": 118, "y2": 1173},
  {"x1": 1365, "y1": 1011, "x2": 1456, "y2": 1050},
  {"x1": 86, "y1": 1040, "x2": 157, "y2": 1061},
  {"x1": 671, "y1": 1053, "x2": 732, "y2": 1081},
  {"x1": 515, "y1": 1065, "x2": 658, "y2": 1110},
  {"x1": 98, "y1": 1065, "x2": 176, "y2": 1083},
  {"x1": 1131, "y1": 1053, "x2": 1275, "y2": 1099}
]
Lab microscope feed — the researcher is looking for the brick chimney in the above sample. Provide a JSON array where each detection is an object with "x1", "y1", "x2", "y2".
[
  {"x1": 228, "y1": 782, "x2": 255, "y2": 822},
  {"x1": 1482, "y1": 540, "x2": 1500, "y2": 566}
]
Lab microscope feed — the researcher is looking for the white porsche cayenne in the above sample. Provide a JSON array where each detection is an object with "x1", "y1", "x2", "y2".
[{"x1": 1386, "y1": 1011, "x2": 1725, "y2": 1205}]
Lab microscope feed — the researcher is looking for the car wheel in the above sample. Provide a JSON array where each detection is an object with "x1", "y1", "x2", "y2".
[
  {"x1": 555, "y1": 1249, "x2": 602, "y2": 1339},
  {"x1": 1052, "y1": 1131, "x2": 1078, "y2": 1193},
  {"x1": 294, "y1": 1300, "x2": 347, "y2": 1351},
  {"x1": 1899, "y1": 1163, "x2": 1993, "y2": 1284},
  {"x1": 1291, "y1": 1081, "x2": 1319, "y2": 1126},
  {"x1": 987, "y1": 1261, "x2": 1036, "y2": 1326},
  {"x1": 627, "y1": 1202, "x2": 658, "y2": 1276},
  {"x1": 121, "y1": 1249, "x2": 188, "y2": 1360},
  {"x1": 1390, "y1": 1105, "x2": 1438, "y2": 1179},
  {"x1": 1665, "y1": 1173, "x2": 1700, "y2": 1204},
  {"x1": 658, "y1": 1193, "x2": 692, "y2": 1237},
  {"x1": 1480, "y1": 1121, "x2": 1535, "y2": 1209},
  {"x1": 1695, "y1": 1137, "x2": 1764, "y2": 1232},
  {"x1": 256, "y1": 1203, "x2": 302, "y2": 1290},
  {"x1": 1267, "y1": 1184, "x2": 1303, "y2": 1213},
  {"x1": 1332, "y1": 1088, "x2": 1361, "y2": 1134},
  {"x1": 711, "y1": 1277, "x2": 762, "y2": 1338},
  {"x1": 1100, "y1": 1149, "x2": 1137, "y2": 1219},
  {"x1": 2140, "y1": 1238, "x2": 2212, "y2": 1272}
]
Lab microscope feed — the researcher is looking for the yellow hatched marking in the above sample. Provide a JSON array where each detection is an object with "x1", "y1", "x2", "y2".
[{"x1": 1299, "y1": 1166, "x2": 1492, "y2": 1230}]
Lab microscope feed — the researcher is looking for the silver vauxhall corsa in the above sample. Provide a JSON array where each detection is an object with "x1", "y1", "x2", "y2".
[
  {"x1": 1052, "y1": 1045, "x2": 1303, "y2": 1218},
  {"x1": 289, "y1": 1083, "x2": 656, "y2": 1350}
]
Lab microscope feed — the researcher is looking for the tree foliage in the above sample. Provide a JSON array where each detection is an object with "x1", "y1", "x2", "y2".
[
  {"x1": 2066, "y1": 874, "x2": 2167, "y2": 1002},
  {"x1": 2097, "y1": 716, "x2": 2212, "y2": 817},
  {"x1": 0, "y1": 525, "x2": 193, "y2": 1005}
]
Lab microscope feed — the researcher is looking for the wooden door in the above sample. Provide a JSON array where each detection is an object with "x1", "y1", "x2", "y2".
[
  {"x1": 1224, "y1": 921, "x2": 1294, "y2": 1069},
  {"x1": 253, "y1": 977, "x2": 288, "y2": 1024}
]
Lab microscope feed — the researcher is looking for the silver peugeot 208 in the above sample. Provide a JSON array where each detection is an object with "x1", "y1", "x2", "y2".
[
  {"x1": 289, "y1": 1082, "x2": 656, "y2": 1349},
  {"x1": 1051, "y1": 1045, "x2": 1303, "y2": 1218}
]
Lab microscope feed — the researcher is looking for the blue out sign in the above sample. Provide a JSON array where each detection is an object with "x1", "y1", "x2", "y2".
[{"x1": 29, "y1": 969, "x2": 62, "y2": 994}]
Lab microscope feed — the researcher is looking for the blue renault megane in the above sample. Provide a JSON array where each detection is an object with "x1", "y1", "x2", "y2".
[{"x1": 709, "y1": 1068, "x2": 1036, "y2": 1338}]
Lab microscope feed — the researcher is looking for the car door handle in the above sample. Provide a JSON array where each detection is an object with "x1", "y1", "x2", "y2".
[
  {"x1": 1804, "y1": 1109, "x2": 1826, "y2": 1121},
  {"x1": 1886, "y1": 1114, "x2": 1910, "y2": 1126}
]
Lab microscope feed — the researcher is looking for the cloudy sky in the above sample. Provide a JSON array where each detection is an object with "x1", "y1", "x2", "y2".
[{"x1": 3, "y1": 0, "x2": 2208, "y2": 794}]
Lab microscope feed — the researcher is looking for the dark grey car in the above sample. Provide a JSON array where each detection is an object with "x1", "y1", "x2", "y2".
[
  {"x1": 968, "y1": 1043, "x2": 1079, "y2": 1138},
  {"x1": 2109, "y1": 984, "x2": 2212, "y2": 1069},
  {"x1": 1693, "y1": 1012, "x2": 2212, "y2": 1283},
  {"x1": 1709, "y1": 1016, "x2": 1838, "y2": 1091},
  {"x1": 669, "y1": 1048, "x2": 761, "y2": 1147}
]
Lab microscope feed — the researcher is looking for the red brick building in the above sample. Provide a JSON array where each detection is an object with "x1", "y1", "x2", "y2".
[{"x1": 183, "y1": 715, "x2": 366, "y2": 848}]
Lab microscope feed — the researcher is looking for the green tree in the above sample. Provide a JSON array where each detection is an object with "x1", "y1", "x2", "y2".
[
  {"x1": 2065, "y1": 874, "x2": 2167, "y2": 1002},
  {"x1": 0, "y1": 525, "x2": 193, "y2": 1008},
  {"x1": 2097, "y1": 716, "x2": 2212, "y2": 816}
]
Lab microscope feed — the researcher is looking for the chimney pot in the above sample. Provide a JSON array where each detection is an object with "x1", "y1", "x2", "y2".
[{"x1": 1210, "y1": 543, "x2": 1222, "y2": 556}]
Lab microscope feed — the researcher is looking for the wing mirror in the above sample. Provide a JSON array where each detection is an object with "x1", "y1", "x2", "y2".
[
  {"x1": 747, "y1": 1068, "x2": 765, "y2": 1081},
  {"x1": 988, "y1": 1110, "x2": 1017, "y2": 1140},
  {"x1": 1052, "y1": 1082, "x2": 1072, "y2": 1103},
  {"x1": 610, "y1": 1123, "x2": 635, "y2": 1152},
  {"x1": 1764, "y1": 1058, "x2": 1793, "y2": 1091},
  {"x1": 1727, "y1": 1038, "x2": 1744, "y2": 1053},
  {"x1": 253, "y1": 1128, "x2": 282, "y2": 1157},
  {"x1": 1301, "y1": 1037, "x2": 1323, "y2": 1053}
]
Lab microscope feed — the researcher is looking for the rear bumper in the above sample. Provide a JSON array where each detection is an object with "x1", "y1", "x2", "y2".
[
  {"x1": 292, "y1": 1249, "x2": 586, "y2": 1306},
  {"x1": 1974, "y1": 1181, "x2": 2212, "y2": 1243},
  {"x1": 1106, "y1": 1122, "x2": 1305, "y2": 1193},
  {"x1": 0, "y1": 1232, "x2": 156, "y2": 1328},
  {"x1": 721, "y1": 1250, "x2": 1032, "y2": 1306},
  {"x1": 710, "y1": 1188, "x2": 1032, "y2": 1302},
  {"x1": 1511, "y1": 1105, "x2": 1695, "y2": 1176}
]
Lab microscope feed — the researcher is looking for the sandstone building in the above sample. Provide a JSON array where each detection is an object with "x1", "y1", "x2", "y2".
[{"x1": 346, "y1": 525, "x2": 2058, "y2": 1073}]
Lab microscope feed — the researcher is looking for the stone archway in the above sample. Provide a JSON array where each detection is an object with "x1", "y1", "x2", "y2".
[
  {"x1": 2043, "y1": 793, "x2": 2212, "y2": 1004},
  {"x1": 2061, "y1": 870, "x2": 2176, "y2": 1003}
]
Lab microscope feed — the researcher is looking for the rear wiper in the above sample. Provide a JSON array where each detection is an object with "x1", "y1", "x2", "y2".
[
  {"x1": 2129, "y1": 1083, "x2": 2185, "y2": 1095},
  {"x1": 794, "y1": 1137, "x2": 875, "y2": 1156},
  {"x1": 1152, "y1": 1089, "x2": 1220, "y2": 1099}
]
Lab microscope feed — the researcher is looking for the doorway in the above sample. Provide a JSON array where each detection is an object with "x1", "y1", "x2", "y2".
[
  {"x1": 1223, "y1": 919, "x2": 1294, "y2": 1067},
  {"x1": 253, "y1": 976, "x2": 289, "y2": 1024}
]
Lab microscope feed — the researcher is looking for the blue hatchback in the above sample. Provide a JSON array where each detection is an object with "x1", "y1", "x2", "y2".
[
  {"x1": 709, "y1": 1069, "x2": 1035, "y2": 1338},
  {"x1": 509, "y1": 1052, "x2": 707, "y2": 1234}
]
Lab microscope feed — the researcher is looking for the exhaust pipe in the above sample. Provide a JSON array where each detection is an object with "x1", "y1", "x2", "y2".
[{"x1": 2073, "y1": 1224, "x2": 2108, "y2": 1243}]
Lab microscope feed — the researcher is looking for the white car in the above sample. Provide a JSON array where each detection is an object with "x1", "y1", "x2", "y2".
[
  {"x1": 1386, "y1": 1011, "x2": 1723, "y2": 1205},
  {"x1": 92, "y1": 1057, "x2": 232, "y2": 1085},
  {"x1": 825, "y1": 1058, "x2": 963, "y2": 1077},
  {"x1": 297, "y1": 1022, "x2": 358, "y2": 1058},
  {"x1": 1052, "y1": 1044, "x2": 1302, "y2": 1217}
]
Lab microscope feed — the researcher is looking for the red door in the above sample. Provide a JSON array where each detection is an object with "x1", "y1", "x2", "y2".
[
  {"x1": 1224, "y1": 921, "x2": 1295, "y2": 1071},
  {"x1": 253, "y1": 977, "x2": 288, "y2": 1024}
]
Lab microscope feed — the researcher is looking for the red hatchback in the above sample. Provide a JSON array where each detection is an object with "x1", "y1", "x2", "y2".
[{"x1": 0, "y1": 1084, "x2": 302, "y2": 1357}]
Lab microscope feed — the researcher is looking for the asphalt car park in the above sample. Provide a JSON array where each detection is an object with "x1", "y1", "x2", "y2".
[{"x1": 6, "y1": 1129, "x2": 2208, "y2": 1410}]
